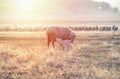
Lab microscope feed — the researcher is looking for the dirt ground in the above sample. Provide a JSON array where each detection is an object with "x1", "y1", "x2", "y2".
[{"x1": 0, "y1": 31, "x2": 120, "y2": 79}]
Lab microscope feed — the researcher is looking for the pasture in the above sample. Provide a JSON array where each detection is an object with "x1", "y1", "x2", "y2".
[{"x1": 0, "y1": 31, "x2": 120, "y2": 79}]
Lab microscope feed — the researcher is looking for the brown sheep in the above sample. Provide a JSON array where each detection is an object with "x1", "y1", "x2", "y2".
[{"x1": 46, "y1": 26, "x2": 76, "y2": 48}]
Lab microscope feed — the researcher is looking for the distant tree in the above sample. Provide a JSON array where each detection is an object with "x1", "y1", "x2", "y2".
[{"x1": 112, "y1": 25, "x2": 118, "y2": 31}]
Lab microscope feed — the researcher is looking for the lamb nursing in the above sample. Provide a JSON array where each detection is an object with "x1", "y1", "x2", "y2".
[
  {"x1": 46, "y1": 26, "x2": 76, "y2": 48},
  {"x1": 56, "y1": 38, "x2": 73, "y2": 51}
]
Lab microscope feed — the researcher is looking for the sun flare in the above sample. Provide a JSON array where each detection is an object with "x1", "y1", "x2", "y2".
[{"x1": 15, "y1": 0, "x2": 39, "y2": 11}]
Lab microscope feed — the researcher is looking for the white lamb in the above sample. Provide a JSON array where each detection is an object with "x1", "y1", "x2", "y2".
[{"x1": 56, "y1": 38, "x2": 72, "y2": 51}]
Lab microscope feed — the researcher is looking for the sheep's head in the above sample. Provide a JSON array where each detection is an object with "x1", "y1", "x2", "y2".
[{"x1": 68, "y1": 31, "x2": 76, "y2": 43}]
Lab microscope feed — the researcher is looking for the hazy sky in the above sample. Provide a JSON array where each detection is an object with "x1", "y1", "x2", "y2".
[{"x1": 0, "y1": 0, "x2": 120, "y2": 21}]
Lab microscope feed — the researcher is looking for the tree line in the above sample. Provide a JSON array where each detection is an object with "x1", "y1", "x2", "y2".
[
  {"x1": 69, "y1": 25, "x2": 118, "y2": 31},
  {"x1": 0, "y1": 25, "x2": 118, "y2": 31}
]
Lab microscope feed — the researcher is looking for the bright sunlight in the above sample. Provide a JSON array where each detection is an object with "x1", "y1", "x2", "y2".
[
  {"x1": 14, "y1": 0, "x2": 38, "y2": 11},
  {"x1": 12, "y1": 0, "x2": 50, "y2": 20}
]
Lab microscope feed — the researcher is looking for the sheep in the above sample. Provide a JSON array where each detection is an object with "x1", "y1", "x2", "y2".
[{"x1": 46, "y1": 26, "x2": 76, "y2": 48}]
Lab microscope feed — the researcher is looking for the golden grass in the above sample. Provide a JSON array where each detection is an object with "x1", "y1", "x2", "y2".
[{"x1": 0, "y1": 31, "x2": 120, "y2": 79}]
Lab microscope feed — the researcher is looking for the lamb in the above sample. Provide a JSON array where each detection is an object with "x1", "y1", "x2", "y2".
[
  {"x1": 56, "y1": 37, "x2": 73, "y2": 51},
  {"x1": 46, "y1": 26, "x2": 76, "y2": 48}
]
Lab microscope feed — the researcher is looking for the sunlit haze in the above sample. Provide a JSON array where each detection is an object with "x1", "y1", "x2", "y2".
[{"x1": 0, "y1": 0, "x2": 120, "y2": 21}]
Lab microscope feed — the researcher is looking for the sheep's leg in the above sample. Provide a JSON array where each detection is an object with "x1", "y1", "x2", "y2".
[
  {"x1": 47, "y1": 40, "x2": 50, "y2": 48},
  {"x1": 61, "y1": 45, "x2": 64, "y2": 50},
  {"x1": 47, "y1": 35, "x2": 51, "y2": 48},
  {"x1": 52, "y1": 41, "x2": 55, "y2": 48}
]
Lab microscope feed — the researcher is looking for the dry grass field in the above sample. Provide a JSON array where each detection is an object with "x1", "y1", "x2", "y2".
[{"x1": 0, "y1": 31, "x2": 120, "y2": 79}]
